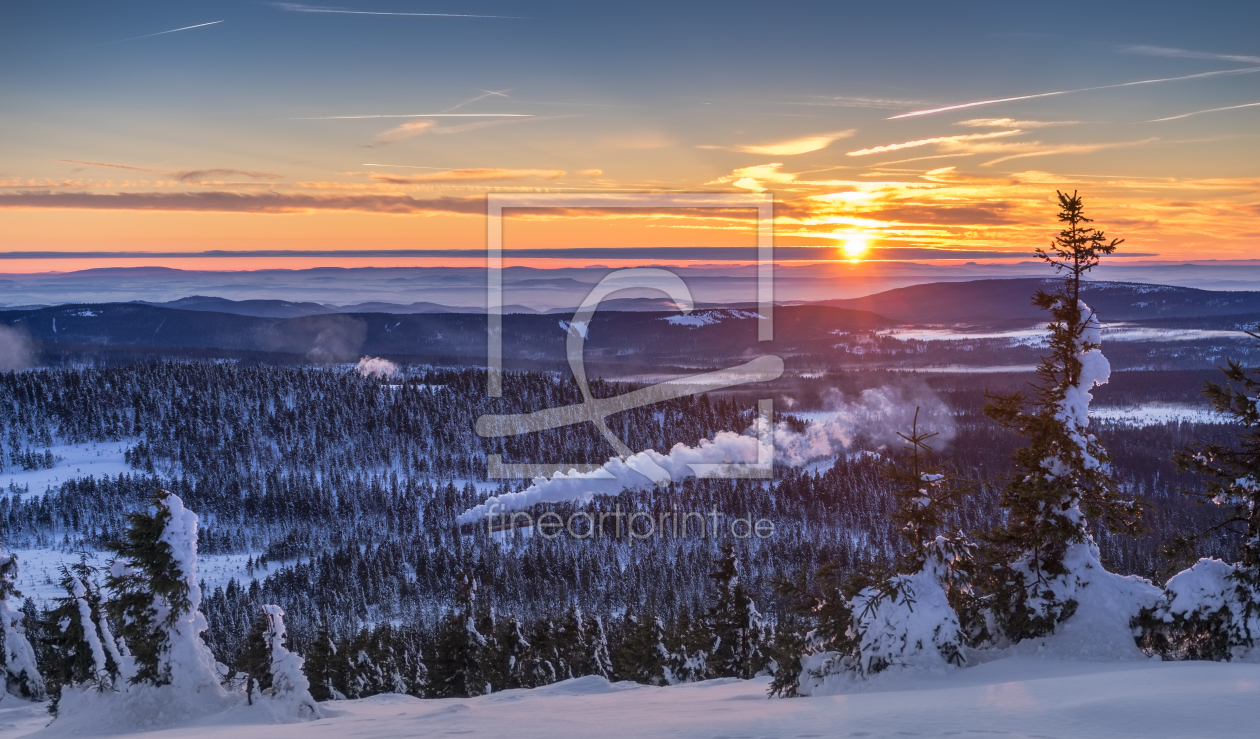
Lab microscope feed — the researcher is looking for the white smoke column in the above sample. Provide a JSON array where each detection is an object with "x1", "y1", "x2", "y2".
[
  {"x1": 775, "y1": 384, "x2": 955, "y2": 465},
  {"x1": 0, "y1": 325, "x2": 35, "y2": 371},
  {"x1": 460, "y1": 383, "x2": 954, "y2": 522},
  {"x1": 356, "y1": 356, "x2": 399, "y2": 378},
  {"x1": 458, "y1": 430, "x2": 767, "y2": 524}
]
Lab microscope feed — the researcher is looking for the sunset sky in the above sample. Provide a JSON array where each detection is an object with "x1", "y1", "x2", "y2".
[{"x1": 2, "y1": 1, "x2": 1258, "y2": 273}]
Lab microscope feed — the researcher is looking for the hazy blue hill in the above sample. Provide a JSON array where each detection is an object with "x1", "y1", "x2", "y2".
[{"x1": 821, "y1": 279, "x2": 1260, "y2": 326}]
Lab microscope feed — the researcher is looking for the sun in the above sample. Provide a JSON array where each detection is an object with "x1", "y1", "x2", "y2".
[{"x1": 841, "y1": 237, "x2": 868, "y2": 259}]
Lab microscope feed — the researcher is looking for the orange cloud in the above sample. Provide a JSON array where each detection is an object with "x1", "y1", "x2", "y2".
[
  {"x1": 700, "y1": 130, "x2": 856, "y2": 156},
  {"x1": 847, "y1": 131, "x2": 1022, "y2": 157},
  {"x1": 368, "y1": 168, "x2": 568, "y2": 184}
]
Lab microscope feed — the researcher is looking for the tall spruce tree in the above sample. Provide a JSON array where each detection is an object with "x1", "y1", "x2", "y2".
[
  {"x1": 845, "y1": 413, "x2": 973, "y2": 675},
  {"x1": 980, "y1": 191, "x2": 1143, "y2": 642},
  {"x1": 664, "y1": 605, "x2": 709, "y2": 684},
  {"x1": 303, "y1": 622, "x2": 343, "y2": 700},
  {"x1": 43, "y1": 556, "x2": 123, "y2": 711},
  {"x1": 772, "y1": 415, "x2": 973, "y2": 695},
  {"x1": 235, "y1": 610, "x2": 273, "y2": 702},
  {"x1": 428, "y1": 572, "x2": 492, "y2": 697},
  {"x1": 707, "y1": 544, "x2": 764, "y2": 679},
  {"x1": 104, "y1": 490, "x2": 222, "y2": 691},
  {"x1": 1138, "y1": 341, "x2": 1260, "y2": 659},
  {"x1": 612, "y1": 609, "x2": 668, "y2": 685}
]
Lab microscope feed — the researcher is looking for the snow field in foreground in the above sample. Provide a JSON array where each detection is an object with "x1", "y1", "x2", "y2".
[{"x1": 0, "y1": 660, "x2": 1253, "y2": 739}]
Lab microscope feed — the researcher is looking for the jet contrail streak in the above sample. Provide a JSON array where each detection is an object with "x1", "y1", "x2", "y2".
[
  {"x1": 890, "y1": 66, "x2": 1260, "y2": 119},
  {"x1": 1150, "y1": 101, "x2": 1260, "y2": 122},
  {"x1": 291, "y1": 113, "x2": 533, "y2": 119},
  {"x1": 273, "y1": 3, "x2": 526, "y2": 19},
  {"x1": 362, "y1": 164, "x2": 452, "y2": 169},
  {"x1": 100, "y1": 20, "x2": 224, "y2": 46}
]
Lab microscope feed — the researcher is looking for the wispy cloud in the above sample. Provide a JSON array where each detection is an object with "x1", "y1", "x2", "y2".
[
  {"x1": 171, "y1": 169, "x2": 284, "y2": 182},
  {"x1": 290, "y1": 113, "x2": 532, "y2": 120},
  {"x1": 699, "y1": 130, "x2": 855, "y2": 156},
  {"x1": 371, "y1": 116, "x2": 538, "y2": 145},
  {"x1": 54, "y1": 159, "x2": 282, "y2": 182},
  {"x1": 957, "y1": 117, "x2": 1079, "y2": 128},
  {"x1": 95, "y1": 20, "x2": 223, "y2": 47},
  {"x1": 1149, "y1": 101, "x2": 1260, "y2": 122},
  {"x1": 890, "y1": 67, "x2": 1260, "y2": 119},
  {"x1": 0, "y1": 191, "x2": 484, "y2": 214},
  {"x1": 368, "y1": 168, "x2": 568, "y2": 184},
  {"x1": 846, "y1": 131, "x2": 1021, "y2": 156},
  {"x1": 785, "y1": 96, "x2": 925, "y2": 110},
  {"x1": 1121, "y1": 45, "x2": 1260, "y2": 65},
  {"x1": 979, "y1": 138, "x2": 1159, "y2": 166},
  {"x1": 272, "y1": 3, "x2": 526, "y2": 19},
  {"x1": 55, "y1": 159, "x2": 158, "y2": 173},
  {"x1": 373, "y1": 120, "x2": 436, "y2": 145}
]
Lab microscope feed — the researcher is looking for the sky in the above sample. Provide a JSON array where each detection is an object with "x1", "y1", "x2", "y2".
[{"x1": 1, "y1": 1, "x2": 1258, "y2": 274}]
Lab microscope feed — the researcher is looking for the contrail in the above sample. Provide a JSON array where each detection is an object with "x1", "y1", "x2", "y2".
[
  {"x1": 1121, "y1": 45, "x2": 1260, "y2": 65},
  {"x1": 361, "y1": 163, "x2": 452, "y2": 169},
  {"x1": 890, "y1": 66, "x2": 1260, "y2": 119},
  {"x1": 291, "y1": 113, "x2": 533, "y2": 119},
  {"x1": 98, "y1": 20, "x2": 224, "y2": 46},
  {"x1": 272, "y1": 3, "x2": 526, "y2": 19},
  {"x1": 1150, "y1": 101, "x2": 1260, "y2": 122}
]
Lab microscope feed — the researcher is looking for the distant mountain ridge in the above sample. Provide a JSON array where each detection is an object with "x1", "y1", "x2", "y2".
[
  {"x1": 818, "y1": 279, "x2": 1260, "y2": 326},
  {"x1": 1, "y1": 302, "x2": 894, "y2": 369}
]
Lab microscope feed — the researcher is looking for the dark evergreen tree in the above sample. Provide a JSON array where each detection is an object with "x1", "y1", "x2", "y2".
[
  {"x1": 303, "y1": 622, "x2": 343, "y2": 700},
  {"x1": 664, "y1": 605, "x2": 709, "y2": 684},
  {"x1": 235, "y1": 610, "x2": 273, "y2": 702},
  {"x1": 103, "y1": 490, "x2": 220, "y2": 690},
  {"x1": 428, "y1": 572, "x2": 491, "y2": 697},
  {"x1": 707, "y1": 544, "x2": 764, "y2": 680},
  {"x1": 1138, "y1": 342, "x2": 1260, "y2": 659},
  {"x1": 612, "y1": 610, "x2": 667, "y2": 685},
  {"x1": 979, "y1": 191, "x2": 1142, "y2": 642},
  {"x1": 42, "y1": 555, "x2": 121, "y2": 712},
  {"x1": 492, "y1": 615, "x2": 531, "y2": 689}
]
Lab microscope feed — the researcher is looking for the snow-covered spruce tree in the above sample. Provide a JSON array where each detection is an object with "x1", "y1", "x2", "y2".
[
  {"x1": 1137, "y1": 344, "x2": 1260, "y2": 660},
  {"x1": 772, "y1": 414, "x2": 973, "y2": 695},
  {"x1": 768, "y1": 563, "x2": 855, "y2": 697},
  {"x1": 612, "y1": 609, "x2": 668, "y2": 685},
  {"x1": 707, "y1": 543, "x2": 766, "y2": 679},
  {"x1": 302, "y1": 622, "x2": 344, "y2": 700},
  {"x1": 844, "y1": 413, "x2": 973, "y2": 676},
  {"x1": 664, "y1": 606, "x2": 709, "y2": 684},
  {"x1": 428, "y1": 572, "x2": 493, "y2": 697},
  {"x1": 583, "y1": 613, "x2": 614, "y2": 680},
  {"x1": 492, "y1": 614, "x2": 531, "y2": 689},
  {"x1": 262, "y1": 606, "x2": 321, "y2": 717},
  {"x1": 236, "y1": 610, "x2": 272, "y2": 702},
  {"x1": 0, "y1": 549, "x2": 45, "y2": 700},
  {"x1": 979, "y1": 191, "x2": 1144, "y2": 642},
  {"x1": 43, "y1": 556, "x2": 126, "y2": 712},
  {"x1": 522, "y1": 617, "x2": 559, "y2": 688},
  {"x1": 103, "y1": 490, "x2": 223, "y2": 691}
]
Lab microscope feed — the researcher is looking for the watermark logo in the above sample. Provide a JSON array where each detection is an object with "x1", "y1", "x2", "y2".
[
  {"x1": 486, "y1": 504, "x2": 776, "y2": 541},
  {"x1": 477, "y1": 193, "x2": 781, "y2": 481}
]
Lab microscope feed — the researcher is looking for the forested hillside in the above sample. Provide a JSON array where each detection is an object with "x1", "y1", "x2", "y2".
[{"x1": 0, "y1": 359, "x2": 1242, "y2": 698}]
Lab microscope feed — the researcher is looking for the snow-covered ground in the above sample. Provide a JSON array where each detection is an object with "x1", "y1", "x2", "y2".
[
  {"x1": 880, "y1": 324, "x2": 1251, "y2": 346},
  {"x1": 1, "y1": 660, "x2": 1255, "y2": 739},
  {"x1": 1092, "y1": 405, "x2": 1234, "y2": 427},
  {"x1": 11, "y1": 550, "x2": 286, "y2": 606},
  {"x1": 2, "y1": 442, "x2": 133, "y2": 496}
]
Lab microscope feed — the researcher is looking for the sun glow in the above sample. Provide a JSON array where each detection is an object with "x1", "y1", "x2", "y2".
[{"x1": 841, "y1": 237, "x2": 869, "y2": 259}]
